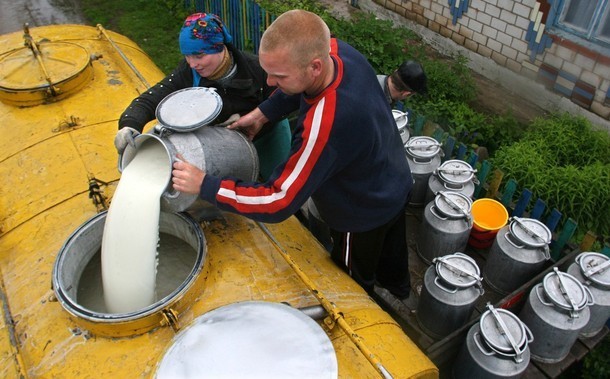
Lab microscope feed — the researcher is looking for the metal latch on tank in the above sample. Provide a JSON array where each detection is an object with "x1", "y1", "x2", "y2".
[
  {"x1": 88, "y1": 176, "x2": 109, "y2": 211},
  {"x1": 160, "y1": 308, "x2": 180, "y2": 332},
  {"x1": 53, "y1": 115, "x2": 80, "y2": 132}
]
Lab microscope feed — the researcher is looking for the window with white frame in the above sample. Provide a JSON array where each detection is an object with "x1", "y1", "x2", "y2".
[{"x1": 556, "y1": 0, "x2": 610, "y2": 46}]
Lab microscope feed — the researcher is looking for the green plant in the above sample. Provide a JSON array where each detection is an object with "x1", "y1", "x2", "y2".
[
  {"x1": 491, "y1": 112, "x2": 610, "y2": 240},
  {"x1": 80, "y1": 0, "x2": 190, "y2": 73}
]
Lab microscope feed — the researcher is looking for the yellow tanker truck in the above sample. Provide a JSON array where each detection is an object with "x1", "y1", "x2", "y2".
[{"x1": 0, "y1": 23, "x2": 438, "y2": 378}]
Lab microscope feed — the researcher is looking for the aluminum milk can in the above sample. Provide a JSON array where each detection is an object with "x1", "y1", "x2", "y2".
[
  {"x1": 119, "y1": 87, "x2": 259, "y2": 212},
  {"x1": 417, "y1": 253, "x2": 484, "y2": 339},
  {"x1": 425, "y1": 159, "x2": 478, "y2": 205},
  {"x1": 453, "y1": 304, "x2": 533, "y2": 379},
  {"x1": 416, "y1": 191, "x2": 473, "y2": 265},
  {"x1": 518, "y1": 268, "x2": 593, "y2": 363},
  {"x1": 392, "y1": 109, "x2": 410, "y2": 145},
  {"x1": 404, "y1": 136, "x2": 442, "y2": 207},
  {"x1": 484, "y1": 217, "x2": 552, "y2": 295},
  {"x1": 567, "y1": 252, "x2": 610, "y2": 337}
]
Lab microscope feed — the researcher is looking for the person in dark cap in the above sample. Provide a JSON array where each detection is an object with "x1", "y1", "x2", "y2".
[
  {"x1": 115, "y1": 12, "x2": 291, "y2": 180},
  {"x1": 377, "y1": 60, "x2": 427, "y2": 108}
]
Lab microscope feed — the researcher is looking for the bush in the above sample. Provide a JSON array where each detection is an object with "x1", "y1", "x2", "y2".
[{"x1": 491, "y1": 113, "x2": 610, "y2": 239}]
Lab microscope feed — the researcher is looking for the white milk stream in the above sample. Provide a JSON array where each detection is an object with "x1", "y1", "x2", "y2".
[{"x1": 101, "y1": 139, "x2": 171, "y2": 313}]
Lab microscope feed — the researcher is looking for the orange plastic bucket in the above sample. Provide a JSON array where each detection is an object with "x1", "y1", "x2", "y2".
[{"x1": 468, "y1": 198, "x2": 508, "y2": 249}]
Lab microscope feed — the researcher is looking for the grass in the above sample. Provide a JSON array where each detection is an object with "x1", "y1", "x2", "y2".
[{"x1": 79, "y1": 0, "x2": 190, "y2": 73}]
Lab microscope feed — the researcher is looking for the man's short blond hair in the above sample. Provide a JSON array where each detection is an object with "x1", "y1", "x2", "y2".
[{"x1": 260, "y1": 10, "x2": 330, "y2": 68}]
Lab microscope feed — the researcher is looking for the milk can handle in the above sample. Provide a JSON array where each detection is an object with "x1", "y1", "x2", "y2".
[
  {"x1": 535, "y1": 284, "x2": 554, "y2": 306},
  {"x1": 443, "y1": 182, "x2": 464, "y2": 191},
  {"x1": 429, "y1": 205, "x2": 449, "y2": 221},
  {"x1": 434, "y1": 277, "x2": 458, "y2": 294},
  {"x1": 473, "y1": 331, "x2": 496, "y2": 357},
  {"x1": 504, "y1": 231, "x2": 525, "y2": 249},
  {"x1": 584, "y1": 285, "x2": 595, "y2": 306},
  {"x1": 412, "y1": 157, "x2": 434, "y2": 164},
  {"x1": 523, "y1": 322, "x2": 534, "y2": 344}
]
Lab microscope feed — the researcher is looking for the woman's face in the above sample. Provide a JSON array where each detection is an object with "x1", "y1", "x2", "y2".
[{"x1": 185, "y1": 51, "x2": 224, "y2": 78}]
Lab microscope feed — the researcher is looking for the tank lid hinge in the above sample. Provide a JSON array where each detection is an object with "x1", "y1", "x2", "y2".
[
  {"x1": 161, "y1": 308, "x2": 179, "y2": 332},
  {"x1": 88, "y1": 176, "x2": 109, "y2": 212}
]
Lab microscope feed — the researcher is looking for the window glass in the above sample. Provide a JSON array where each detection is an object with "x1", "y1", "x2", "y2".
[
  {"x1": 561, "y1": 0, "x2": 597, "y2": 32},
  {"x1": 557, "y1": 0, "x2": 609, "y2": 47},
  {"x1": 598, "y1": 4, "x2": 610, "y2": 42}
]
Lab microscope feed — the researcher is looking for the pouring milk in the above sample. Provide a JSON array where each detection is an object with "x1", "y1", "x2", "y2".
[{"x1": 101, "y1": 138, "x2": 171, "y2": 313}]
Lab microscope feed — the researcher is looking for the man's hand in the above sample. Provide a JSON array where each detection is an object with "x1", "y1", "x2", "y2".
[
  {"x1": 226, "y1": 107, "x2": 268, "y2": 140},
  {"x1": 172, "y1": 155, "x2": 205, "y2": 194},
  {"x1": 114, "y1": 127, "x2": 140, "y2": 154}
]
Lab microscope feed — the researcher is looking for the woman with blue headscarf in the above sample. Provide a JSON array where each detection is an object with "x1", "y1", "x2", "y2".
[{"x1": 115, "y1": 12, "x2": 291, "y2": 180}]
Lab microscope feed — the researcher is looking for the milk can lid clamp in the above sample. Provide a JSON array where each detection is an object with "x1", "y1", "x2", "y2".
[
  {"x1": 577, "y1": 252, "x2": 610, "y2": 289},
  {"x1": 405, "y1": 136, "x2": 441, "y2": 159},
  {"x1": 434, "y1": 253, "x2": 482, "y2": 289},
  {"x1": 479, "y1": 304, "x2": 531, "y2": 362},
  {"x1": 435, "y1": 160, "x2": 476, "y2": 185},
  {"x1": 509, "y1": 217, "x2": 552, "y2": 248},
  {"x1": 434, "y1": 191, "x2": 472, "y2": 219},
  {"x1": 155, "y1": 87, "x2": 223, "y2": 132},
  {"x1": 542, "y1": 268, "x2": 590, "y2": 314}
]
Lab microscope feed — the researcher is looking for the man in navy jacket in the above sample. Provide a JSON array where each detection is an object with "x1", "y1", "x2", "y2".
[{"x1": 172, "y1": 9, "x2": 413, "y2": 299}]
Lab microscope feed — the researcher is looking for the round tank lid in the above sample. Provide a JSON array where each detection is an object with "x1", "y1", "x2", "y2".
[
  {"x1": 542, "y1": 269, "x2": 589, "y2": 313},
  {"x1": 405, "y1": 136, "x2": 441, "y2": 159},
  {"x1": 0, "y1": 40, "x2": 92, "y2": 106},
  {"x1": 479, "y1": 306, "x2": 529, "y2": 358},
  {"x1": 155, "y1": 301, "x2": 338, "y2": 378},
  {"x1": 577, "y1": 252, "x2": 610, "y2": 288},
  {"x1": 433, "y1": 191, "x2": 472, "y2": 219},
  {"x1": 509, "y1": 217, "x2": 551, "y2": 248},
  {"x1": 434, "y1": 253, "x2": 481, "y2": 289},
  {"x1": 155, "y1": 87, "x2": 223, "y2": 132},
  {"x1": 436, "y1": 159, "x2": 475, "y2": 185}
]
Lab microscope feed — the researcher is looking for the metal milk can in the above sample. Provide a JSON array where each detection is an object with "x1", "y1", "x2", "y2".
[
  {"x1": 518, "y1": 268, "x2": 593, "y2": 363},
  {"x1": 425, "y1": 159, "x2": 478, "y2": 205},
  {"x1": 392, "y1": 109, "x2": 410, "y2": 145},
  {"x1": 453, "y1": 304, "x2": 533, "y2": 379},
  {"x1": 567, "y1": 252, "x2": 610, "y2": 337},
  {"x1": 404, "y1": 136, "x2": 443, "y2": 207},
  {"x1": 119, "y1": 87, "x2": 259, "y2": 212},
  {"x1": 484, "y1": 217, "x2": 552, "y2": 295},
  {"x1": 416, "y1": 253, "x2": 484, "y2": 339},
  {"x1": 416, "y1": 191, "x2": 473, "y2": 265}
]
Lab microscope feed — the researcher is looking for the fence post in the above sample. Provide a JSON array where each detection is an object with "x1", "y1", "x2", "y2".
[{"x1": 551, "y1": 218, "x2": 578, "y2": 260}]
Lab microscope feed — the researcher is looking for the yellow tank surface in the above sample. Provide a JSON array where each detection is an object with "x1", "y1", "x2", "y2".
[{"x1": 0, "y1": 24, "x2": 438, "y2": 378}]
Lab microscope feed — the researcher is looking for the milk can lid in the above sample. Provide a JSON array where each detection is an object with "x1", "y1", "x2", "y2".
[
  {"x1": 405, "y1": 136, "x2": 441, "y2": 159},
  {"x1": 433, "y1": 191, "x2": 472, "y2": 219},
  {"x1": 479, "y1": 307, "x2": 529, "y2": 356},
  {"x1": 508, "y1": 217, "x2": 552, "y2": 248},
  {"x1": 436, "y1": 160, "x2": 474, "y2": 185},
  {"x1": 577, "y1": 252, "x2": 610, "y2": 288},
  {"x1": 155, "y1": 87, "x2": 223, "y2": 132},
  {"x1": 542, "y1": 269, "x2": 589, "y2": 312},
  {"x1": 435, "y1": 253, "x2": 481, "y2": 288}
]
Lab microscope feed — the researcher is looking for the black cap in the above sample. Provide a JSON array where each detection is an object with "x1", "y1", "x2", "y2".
[{"x1": 397, "y1": 60, "x2": 428, "y2": 95}]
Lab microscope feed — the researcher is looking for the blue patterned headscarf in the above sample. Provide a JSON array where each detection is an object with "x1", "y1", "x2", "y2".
[{"x1": 179, "y1": 13, "x2": 233, "y2": 55}]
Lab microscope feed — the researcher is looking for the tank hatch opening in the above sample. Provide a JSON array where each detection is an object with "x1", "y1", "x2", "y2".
[
  {"x1": 52, "y1": 211, "x2": 208, "y2": 338},
  {"x1": 0, "y1": 23, "x2": 93, "y2": 106}
]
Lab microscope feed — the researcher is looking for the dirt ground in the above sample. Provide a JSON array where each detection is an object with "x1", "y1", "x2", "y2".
[{"x1": 470, "y1": 71, "x2": 548, "y2": 124}]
